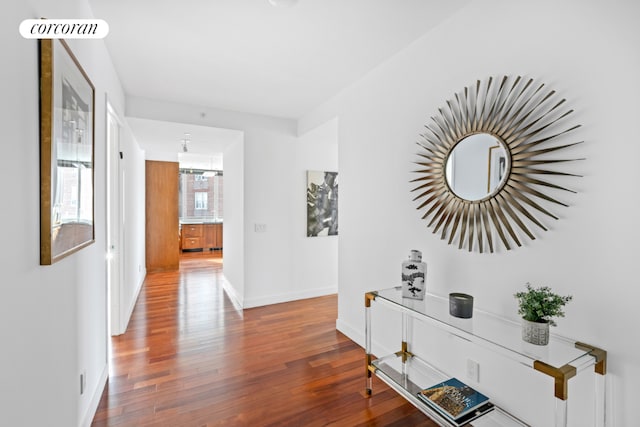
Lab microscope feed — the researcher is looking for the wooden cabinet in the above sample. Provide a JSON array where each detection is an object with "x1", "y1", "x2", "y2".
[
  {"x1": 205, "y1": 223, "x2": 223, "y2": 250},
  {"x1": 182, "y1": 223, "x2": 202, "y2": 250},
  {"x1": 204, "y1": 224, "x2": 215, "y2": 249},
  {"x1": 216, "y1": 224, "x2": 223, "y2": 248},
  {"x1": 181, "y1": 223, "x2": 223, "y2": 251},
  {"x1": 182, "y1": 224, "x2": 203, "y2": 238},
  {"x1": 181, "y1": 223, "x2": 202, "y2": 250},
  {"x1": 146, "y1": 161, "x2": 179, "y2": 272}
]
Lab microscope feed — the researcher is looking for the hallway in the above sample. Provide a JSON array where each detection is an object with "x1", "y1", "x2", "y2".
[{"x1": 91, "y1": 251, "x2": 433, "y2": 426}]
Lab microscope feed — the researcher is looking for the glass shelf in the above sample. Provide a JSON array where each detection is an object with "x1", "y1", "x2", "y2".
[
  {"x1": 371, "y1": 287, "x2": 594, "y2": 370},
  {"x1": 371, "y1": 353, "x2": 528, "y2": 426},
  {"x1": 365, "y1": 287, "x2": 607, "y2": 427}
]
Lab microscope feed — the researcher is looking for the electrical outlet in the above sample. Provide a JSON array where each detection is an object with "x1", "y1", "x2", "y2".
[{"x1": 466, "y1": 359, "x2": 479, "y2": 382}]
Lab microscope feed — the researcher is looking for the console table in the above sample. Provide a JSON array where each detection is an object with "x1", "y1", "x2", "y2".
[{"x1": 364, "y1": 287, "x2": 606, "y2": 427}]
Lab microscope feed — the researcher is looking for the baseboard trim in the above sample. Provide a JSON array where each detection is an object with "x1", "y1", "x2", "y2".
[
  {"x1": 336, "y1": 317, "x2": 395, "y2": 358},
  {"x1": 80, "y1": 364, "x2": 108, "y2": 427},
  {"x1": 243, "y1": 286, "x2": 338, "y2": 309},
  {"x1": 336, "y1": 317, "x2": 364, "y2": 348},
  {"x1": 221, "y1": 275, "x2": 244, "y2": 310},
  {"x1": 118, "y1": 271, "x2": 146, "y2": 335}
]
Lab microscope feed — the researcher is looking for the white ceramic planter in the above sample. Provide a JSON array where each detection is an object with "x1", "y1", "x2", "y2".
[{"x1": 521, "y1": 318, "x2": 550, "y2": 345}]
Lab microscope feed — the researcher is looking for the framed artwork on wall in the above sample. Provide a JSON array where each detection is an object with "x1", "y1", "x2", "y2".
[
  {"x1": 306, "y1": 170, "x2": 338, "y2": 237},
  {"x1": 39, "y1": 39, "x2": 95, "y2": 265}
]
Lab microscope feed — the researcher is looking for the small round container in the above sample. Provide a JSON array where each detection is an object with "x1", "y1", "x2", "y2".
[{"x1": 449, "y1": 293, "x2": 474, "y2": 318}]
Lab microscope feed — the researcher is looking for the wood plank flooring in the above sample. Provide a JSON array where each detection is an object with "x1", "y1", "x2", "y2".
[{"x1": 92, "y1": 251, "x2": 435, "y2": 426}]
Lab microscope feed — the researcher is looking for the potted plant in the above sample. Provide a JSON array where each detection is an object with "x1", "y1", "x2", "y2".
[{"x1": 514, "y1": 283, "x2": 573, "y2": 345}]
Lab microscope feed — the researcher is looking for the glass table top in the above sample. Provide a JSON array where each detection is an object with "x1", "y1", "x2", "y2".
[{"x1": 370, "y1": 287, "x2": 593, "y2": 369}]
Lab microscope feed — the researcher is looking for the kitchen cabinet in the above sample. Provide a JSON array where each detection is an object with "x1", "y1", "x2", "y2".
[{"x1": 181, "y1": 223, "x2": 223, "y2": 251}]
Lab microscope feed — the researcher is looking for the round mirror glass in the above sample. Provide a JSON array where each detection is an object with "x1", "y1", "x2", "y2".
[{"x1": 445, "y1": 133, "x2": 510, "y2": 201}]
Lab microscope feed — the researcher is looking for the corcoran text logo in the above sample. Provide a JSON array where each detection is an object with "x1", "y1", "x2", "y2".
[{"x1": 20, "y1": 19, "x2": 109, "y2": 39}]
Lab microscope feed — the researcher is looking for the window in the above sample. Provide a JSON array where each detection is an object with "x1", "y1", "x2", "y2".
[
  {"x1": 195, "y1": 192, "x2": 208, "y2": 210},
  {"x1": 178, "y1": 169, "x2": 223, "y2": 221},
  {"x1": 56, "y1": 163, "x2": 92, "y2": 224}
]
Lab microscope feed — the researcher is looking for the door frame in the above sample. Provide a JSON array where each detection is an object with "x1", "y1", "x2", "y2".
[{"x1": 106, "y1": 99, "x2": 125, "y2": 336}]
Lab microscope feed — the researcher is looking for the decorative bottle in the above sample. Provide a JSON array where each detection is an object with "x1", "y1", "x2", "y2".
[{"x1": 402, "y1": 250, "x2": 427, "y2": 300}]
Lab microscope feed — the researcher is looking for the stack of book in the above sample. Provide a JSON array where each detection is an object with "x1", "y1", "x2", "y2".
[{"x1": 417, "y1": 377, "x2": 494, "y2": 426}]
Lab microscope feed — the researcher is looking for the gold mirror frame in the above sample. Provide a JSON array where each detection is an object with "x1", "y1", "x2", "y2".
[{"x1": 411, "y1": 75, "x2": 582, "y2": 253}]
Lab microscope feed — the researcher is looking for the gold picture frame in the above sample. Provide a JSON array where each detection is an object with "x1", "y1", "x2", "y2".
[{"x1": 40, "y1": 39, "x2": 95, "y2": 265}]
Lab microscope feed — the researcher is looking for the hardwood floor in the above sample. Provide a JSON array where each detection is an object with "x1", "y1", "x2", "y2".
[{"x1": 92, "y1": 250, "x2": 435, "y2": 426}]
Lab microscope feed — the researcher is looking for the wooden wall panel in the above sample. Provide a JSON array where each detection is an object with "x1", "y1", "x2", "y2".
[{"x1": 145, "y1": 160, "x2": 179, "y2": 272}]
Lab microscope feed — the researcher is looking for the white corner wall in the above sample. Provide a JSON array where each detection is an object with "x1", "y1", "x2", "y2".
[
  {"x1": 301, "y1": 0, "x2": 640, "y2": 426},
  {"x1": 119, "y1": 122, "x2": 147, "y2": 332},
  {"x1": 222, "y1": 136, "x2": 245, "y2": 306},
  {"x1": 240, "y1": 118, "x2": 340, "y2": 307},
  {"x1": 293, "y1": 118, "x2": 339, "y2": 302},
  {"x1": 245, "y1": 117, "x2": 339, "y2": 307}
]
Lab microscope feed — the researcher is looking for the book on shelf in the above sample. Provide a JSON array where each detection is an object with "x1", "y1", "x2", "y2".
[{"x1": 417, "y1": 377, "x2": 492, "y2": 425}]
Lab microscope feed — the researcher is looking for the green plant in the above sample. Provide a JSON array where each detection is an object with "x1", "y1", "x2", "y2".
[{"x1": 514, "y1": 283, "x2": 573, "y2": 326}]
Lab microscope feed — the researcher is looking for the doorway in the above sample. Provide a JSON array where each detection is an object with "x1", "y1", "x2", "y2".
[{"x1": 106, "y1": 100, "x2": 125, "y2": 336}]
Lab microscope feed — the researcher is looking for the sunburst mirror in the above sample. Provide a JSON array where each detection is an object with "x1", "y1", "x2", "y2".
[{"x1": 411, "y1": 75, "x2": 582, "y2": 253}]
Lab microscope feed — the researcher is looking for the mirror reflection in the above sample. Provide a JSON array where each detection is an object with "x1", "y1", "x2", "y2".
[{"x1": 445, "y1": 133, "x2": 509, "y2": 201}]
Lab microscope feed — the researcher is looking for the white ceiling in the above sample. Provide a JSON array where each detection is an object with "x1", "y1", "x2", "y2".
[
  {"x1": 127, "y1": 117, "x2": 243, "y2": 169},
  {"x1": 89, "y1": 0, "x2": 470, "y2": 159}
]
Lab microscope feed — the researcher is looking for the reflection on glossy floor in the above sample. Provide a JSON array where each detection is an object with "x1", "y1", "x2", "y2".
[{"x1": 92, "y1": 250, "x2": 434, "y2": 426}]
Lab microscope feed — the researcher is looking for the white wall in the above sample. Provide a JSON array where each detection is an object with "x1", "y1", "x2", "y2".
[
  {"x1": 0, "y1": 1, "x2": 145, "y2": 426},
  {"x1": 301, "y1": 0, "x2": 640, "y2": 425},
  {"x1": 126, "y1": 98, "x2": 338, "y2": 308},
  {"x1": 292, "y1": 118, "x2": 339, "y2": 303},
  {"x1": 222, "y1": 137, "x2": 245, "y2": 305},
  {"x1": 241, "y1": 126, "x2": 299, "y2": 307},
  {"x1": 245, "y1": 117, "x2": 339, "y2": 307},
  {"x1": 119, "y1": 122, "x2": 147, "y2": 330}
]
